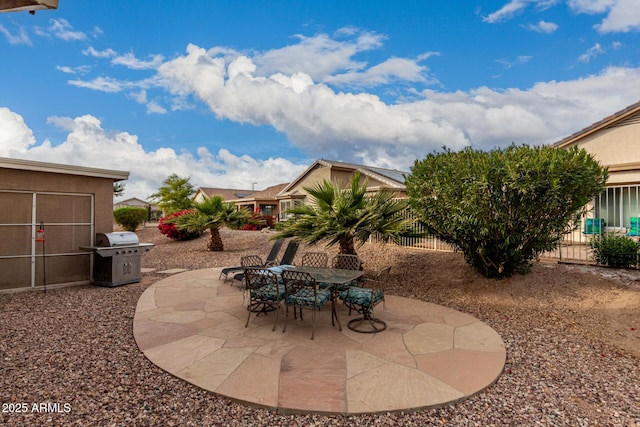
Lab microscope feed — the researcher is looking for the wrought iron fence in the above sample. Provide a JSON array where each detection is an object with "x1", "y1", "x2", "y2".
[{"x1": 376, "y1": 184, "x2": 640, "y2": 267}]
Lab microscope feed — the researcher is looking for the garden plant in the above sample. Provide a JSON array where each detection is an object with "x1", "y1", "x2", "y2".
[
  {"x1": 589, "y1": 233, "x2": 640, "y2": 268},
  {"x1": 158, "y1": 209, "x2": 201, "y2": 240},
  {"x1": 406, "y1": 145, "x2": 608, "y2": 278},
  {"x1": 275, "y1": 172, "x2": 417, "y2": 256},
  {"x1": 171, "y1": 195, "x2": 256, "y2": 251},
  {"x1": 113, "y1": 206, "x2": 147, "y2": 232}
]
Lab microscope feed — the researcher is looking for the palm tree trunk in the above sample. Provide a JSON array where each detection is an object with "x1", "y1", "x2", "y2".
[
  {"x1": 207, "y1": 227, "x2": 224, "y2": 251},
  {"x1": 339, "y1": 236, "x2": 357, "y2": 255}
]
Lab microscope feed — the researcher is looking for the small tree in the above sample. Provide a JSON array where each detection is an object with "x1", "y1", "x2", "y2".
[
  {"x1": 274, "y1": 172, "x2": 417, "y2": 256},
  {"x1": 149, "y1": 174, "x2": 195, "y2": 215},
  {"x1": 172, "y1": 196, "x2": 256, "y2": 251},
  {"x1": 113, "y1": 207, "x2": 147, "y2": 232},
  {"x1": 406, "y1": 145, "x2": 608, "y2": 278},
  {"x1": 113, "y1": 182, "x2": 125, "y2": 197}
]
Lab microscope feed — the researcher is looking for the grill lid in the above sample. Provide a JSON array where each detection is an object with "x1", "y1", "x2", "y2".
[{"x1": 95, "y1": 232, "x2": 140, "y2": 247}]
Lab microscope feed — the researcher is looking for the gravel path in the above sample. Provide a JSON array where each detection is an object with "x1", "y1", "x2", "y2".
[{"x1": 1, "y1": 226, "x2": 639, "y2": 426}]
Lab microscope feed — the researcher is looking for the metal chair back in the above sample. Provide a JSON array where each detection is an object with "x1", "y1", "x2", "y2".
[
  {"x1": 332, "y1": 254, "x2": 362, "y2": 270},
  {"x1": 241, "y1": 255, "x2": 263, "y2": 268},
  {"x1": 301, "y1": 251, "x2": 328, "y2": 267}
]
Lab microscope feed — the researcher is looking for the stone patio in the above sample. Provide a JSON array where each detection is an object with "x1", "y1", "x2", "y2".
[{"x1": 133, "y1": 268, "x2": 506, "y2": 415}]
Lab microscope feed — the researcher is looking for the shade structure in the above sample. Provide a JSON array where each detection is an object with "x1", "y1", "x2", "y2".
[{"x1": 0, "y1": 0, "x2": 58, "y2": 13}]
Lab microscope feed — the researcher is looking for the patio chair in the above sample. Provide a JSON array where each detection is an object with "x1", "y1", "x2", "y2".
[
  {"x1": 281, "y1": 269, "x2": 333, "y2": 340},
  {"x1": 301, "y1": 251, "x2": 328, "y2": 267},
  {"x1": 332, "y1": 254, "x2": 362, "y2": 271},
  {"x1": 219, "y1": 238, "x2": 284, "y2": 283},
  {"x1": 583, "y1": 217, "x2": 605, "y2": 234},
  {"x1": 627, "y1": 217, "x2": 640, "y2": 236},
  {"x1": 340, "y1": 266, "x2": 391, "y2": 333},
  {"x1": 232, "y1": 254, "x2": 268, "y2": 284},
  {"x1": 244, "y1": 267, "x2": 285, "y2": 331},
  {"x1": 327, "y1": 254, "x2": 362, "y2": 291},
  {"x1": 279, "y1": 240, "x2": 299, "y2": 266}
]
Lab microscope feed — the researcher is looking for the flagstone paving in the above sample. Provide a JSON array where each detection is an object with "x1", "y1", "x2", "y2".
[{"x1": 133, "y1": 268, "x2": 506, "y2": 415}]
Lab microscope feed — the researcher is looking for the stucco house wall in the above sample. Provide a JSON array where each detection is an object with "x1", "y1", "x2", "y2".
[
  {"x1": 276, "y1": 159, "x2": 409, "y2": 220},
  {"x1": 553, "y1": 101, "x2": 640, "y2": 240}
]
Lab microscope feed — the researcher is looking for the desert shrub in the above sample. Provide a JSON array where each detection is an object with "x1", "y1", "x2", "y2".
[
  {"x1": 158, "y1": 209, "x2": 200, "y2": 240},
  {"x1": 240, "y1": 210, "x2": 275, "y2": 230},
  {"x1": 406, "y1": 145, "x2": 608, "y2": 278},
  {"x1": 113, "y1": 207, "x2": 147, "y2": 232},
  {"x1": 589, "y1": 234, "x2": 639, "y2": 268}
]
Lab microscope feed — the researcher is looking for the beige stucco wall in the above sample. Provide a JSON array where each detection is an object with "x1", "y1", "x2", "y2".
[
  {"x1": 0, "y1": 168, "x2": 115, "y2": 232},
  {"x1": 572, "y1": 120, "x2": 640, "y2": 185},
  {"x1": 286, "y1": 165, "x2": 386, "y2": 200}
]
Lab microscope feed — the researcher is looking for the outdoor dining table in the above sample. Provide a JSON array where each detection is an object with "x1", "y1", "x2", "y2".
[{"x1": 267, "y1": 265, "x2": 364, "y2": 331}]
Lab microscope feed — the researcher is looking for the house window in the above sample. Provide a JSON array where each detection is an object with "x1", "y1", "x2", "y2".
[
  {"x1": 593, "y1": 185, "x2": 640, "y2": 230},
  {"x1": 280, "y1": 200, "x2": 292, "y2": 220}
]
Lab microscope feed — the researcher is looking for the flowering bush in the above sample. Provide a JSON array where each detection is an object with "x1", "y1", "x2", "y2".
[
  {"x1": 240, "y1": 210, "x2": 275, "y2": 230},
  {"x1": 158, "y1": 209, "x2": 200, "y2": 240}
]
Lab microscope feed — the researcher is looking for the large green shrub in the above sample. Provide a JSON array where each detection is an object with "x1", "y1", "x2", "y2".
[
  {"x1": 113, "y1": 207, "x2": 148, "y2": 232},
  {"x1": 589, "y1": 234, "x2": 639, "y2": 268},
  {"x1": 406, "y1": 145, "x2": 608, "y2": 278}
]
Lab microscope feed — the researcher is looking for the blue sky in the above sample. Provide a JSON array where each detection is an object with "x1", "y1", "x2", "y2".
[{"x1": 1, "y1": 0, "x2": 639, "y2": 200}]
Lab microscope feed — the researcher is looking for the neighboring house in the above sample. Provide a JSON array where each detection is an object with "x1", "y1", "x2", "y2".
[
  {"x1": 192, "y1": 184, "x2": 289, "y2": 220},
  {"x1": 231, "y1": 183, "x2": 289, "y2": 218},
  {"x1": 192, "y1": 187, "x2": 253, "y2": 204},
  {"x1": 276, "y1": 159, "x2": 409, "y2": 220},
  {"x1": 553, "y1": 100, "x2": 640, "y2": 233},
  {"x1": 0, "y1": 157, "x2": 128, "y2": 292},
  {"x1": 114, "y1": 197, "x2": 161, "y2": 221}
]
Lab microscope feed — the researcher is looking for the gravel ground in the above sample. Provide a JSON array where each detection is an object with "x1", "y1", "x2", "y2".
[{"x1": 1, "y1": 225, "x2": 639, "y2": 426}]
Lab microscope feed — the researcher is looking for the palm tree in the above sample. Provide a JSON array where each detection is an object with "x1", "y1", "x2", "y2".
[
  {"x1": 173, "y1": 196, "x2": 255, "y2": 251},
  {"x1": 275, "y1": 172, "x2": 417, "y2": 256}
]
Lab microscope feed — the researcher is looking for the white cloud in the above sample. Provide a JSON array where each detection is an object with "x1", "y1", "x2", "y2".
[
  {"x1": 153, "y1": 43, "x2": 640, "y2": 165},
  {"x1": 255, "y1": 29, "x2": 387, "y2": 82},
  {"x1": 82, "y1": 46, "x2": 116, "y2": 58},
  {"x1": 0, "y1": 108, "x2": 36, "y2": 155},
  {"x1": 112, "y1": 52, "x2": 165, "y2": 70},
  {"x1": 567, "y1": 0, "x2": 616, "y2": 14},
  {"x1": 48, "y1": 18, "x2": 87, "y2": 41},
  {"x1": 595, "y1": 0, "x2": 640, "y2": 32},
  {"x1": 68, "y1": 76, "x2": 129, "y2": 93},
  {"x1": 146, "y1": 101, "x2": 167, "y2": 114},
  {"x1": 0, "y1": 112, "x2": 307, "y2": 200},
  {"x1": 524, "y1": 20, "x2": 559, "y2": 33},
  {"x1": 483, "y1": 0, "x2": 530, "y2": 23},
  {"x1": 0, "y1": 24, "x2": 31, "y2": 45},
  {"x1": 325, "y1": 57, "x2": 436, "y2": 88},
  {"x1": 56, "y1": 65, "x2": 91, "y2": 74},
  {"x1": 486, "y1": 0, "x2": 640, "y2": 33},
  {"x1": 578, "y1": 43, "x2": 605, "y2": 62},
  {"x1": 497, "y1": 55, "x2": 533, "y2": 68},
  {"x1": 3, "y1": 62, "x2": 640, "y2": 197},
  {"x1": 568, "y1": 0, "x2": 640, "y2": 33}
]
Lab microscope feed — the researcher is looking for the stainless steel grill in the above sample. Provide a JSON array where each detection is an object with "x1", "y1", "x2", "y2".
[{"x1": 80, "y1": 232, "x2": 154, "y2": 287}]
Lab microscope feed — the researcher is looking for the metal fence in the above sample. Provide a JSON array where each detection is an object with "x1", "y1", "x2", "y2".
[{"x1": 377, "y1": 184, "x2": 640, "y2": 266}]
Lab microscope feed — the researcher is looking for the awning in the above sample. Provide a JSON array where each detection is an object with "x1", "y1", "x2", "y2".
[{"x1": 0, "y1": 0, "x2": 58, "y2": 13}]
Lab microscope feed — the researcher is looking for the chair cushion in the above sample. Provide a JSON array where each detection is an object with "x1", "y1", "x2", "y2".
[
  {"x1": 286, "y1": 288, "x2": 331, "y2": 308},
  {"x1": 340, "y1": 287, "x2": 384, "y2": 306},
  {"x1": 254, "y1": 283, "x2": 285, "y2": 301}
]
